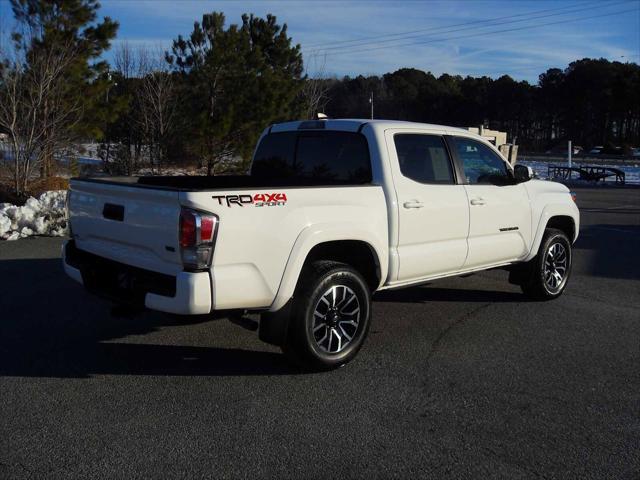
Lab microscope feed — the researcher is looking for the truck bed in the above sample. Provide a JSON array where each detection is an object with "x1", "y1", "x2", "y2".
[{"x1": 67, "y1": 175, "x2": 389, "y2": 311}]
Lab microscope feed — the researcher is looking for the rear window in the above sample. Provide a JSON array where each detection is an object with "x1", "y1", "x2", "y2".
[
  {"x1": 251, "y1": 131, "x2": 372, "y2": 184},
  {"x1": 250, "y1": 132, "x2": 297, "y2": 179}
]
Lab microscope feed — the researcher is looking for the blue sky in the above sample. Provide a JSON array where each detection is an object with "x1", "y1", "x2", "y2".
[{"x1": 1, "y1": 0, "x2": 639, "y2": 83}]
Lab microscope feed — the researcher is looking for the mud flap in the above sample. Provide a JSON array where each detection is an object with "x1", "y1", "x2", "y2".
[
  {"x1": 508, "y1": 262, "x2": 533, "y2": 286},
  {"x1": 259, "y1": 300, "x2": 293, "y2": 347}
]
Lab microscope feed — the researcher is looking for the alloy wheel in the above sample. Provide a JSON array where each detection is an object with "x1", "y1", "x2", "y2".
[
  {"x1": 544, "y1": 242, "x2": 568, "y2": 293},
  {"x1": 312, "y1": 285, "x2": 361, "y2": 354}
]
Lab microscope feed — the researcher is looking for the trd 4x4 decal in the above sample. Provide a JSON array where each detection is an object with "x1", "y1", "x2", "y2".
[{"x1": 212, "y1": 193, "x2": 288, "y2": 207}]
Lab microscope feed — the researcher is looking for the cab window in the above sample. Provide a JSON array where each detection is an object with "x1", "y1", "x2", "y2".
[
  {"x1": 394, "y1": 134, "x2": 455, "y2": 184},
  {"x1": 295, "y1": 132, "x2": 371, "y2": 183},
  {"x1": 252, "y1": 131, "x2": 371, "y2": 184},
  {"x1": 452, "y1": 137, "x2": 510, "y2": 185}
]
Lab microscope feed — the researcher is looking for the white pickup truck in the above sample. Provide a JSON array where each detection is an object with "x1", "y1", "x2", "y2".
[{"x1": 63, "y1": 119, "x2": 579, "y2": 369}]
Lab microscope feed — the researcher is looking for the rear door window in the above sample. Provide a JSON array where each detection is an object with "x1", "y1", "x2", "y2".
[{"x1": 394, "y1": 134, "x2": 455, "y2": 184}]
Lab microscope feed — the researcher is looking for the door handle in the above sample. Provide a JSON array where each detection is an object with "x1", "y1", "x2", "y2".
[
  {"x1": 403, "y1": 200, "x2": 424, "y2": 209},
  {"x1": 470, "y1": 198, "x2": 486, "y2": 206}
]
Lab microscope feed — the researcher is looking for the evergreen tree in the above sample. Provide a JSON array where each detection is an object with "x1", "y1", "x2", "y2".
[
  {"x1": 167, "y1": 12, "x2": 303, "y2": 174},
  {"x1": 323, "y1": 60, "x2": 639, "y2": 151}
]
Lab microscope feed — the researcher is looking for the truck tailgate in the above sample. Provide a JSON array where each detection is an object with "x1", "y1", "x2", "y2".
[{"x1": 68, "y1": 179, "x2": 183, "y2": 275}]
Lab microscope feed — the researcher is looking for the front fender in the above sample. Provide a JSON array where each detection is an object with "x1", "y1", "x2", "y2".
[
  {"x1": 268, "y1": 222, "x2": 388, "y2": 312},
  {"x1": 525, "y1": 201, "x2": 580, "y2": 262}
]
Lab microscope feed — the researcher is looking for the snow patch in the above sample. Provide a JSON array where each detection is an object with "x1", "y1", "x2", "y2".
[{"x1": 0, "y1": 190, "x2": 68, "y2": 240}]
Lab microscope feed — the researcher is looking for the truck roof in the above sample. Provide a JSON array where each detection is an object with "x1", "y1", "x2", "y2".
[{"x1": 269, "y1": 119, "x2": 471, "y2": 135}]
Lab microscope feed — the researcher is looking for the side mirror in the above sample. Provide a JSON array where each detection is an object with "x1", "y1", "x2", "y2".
[{"x1": 514, "y1": 164, "x2": 534, "y2": 182}]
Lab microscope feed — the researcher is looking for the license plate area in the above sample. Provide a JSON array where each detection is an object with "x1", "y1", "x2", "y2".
[{"x1": 65, "y1": 241, "x2": 176, "y2": 304}]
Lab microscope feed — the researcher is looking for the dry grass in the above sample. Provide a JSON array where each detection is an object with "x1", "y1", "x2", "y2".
[
  {"x1": 0, "y1": 176, "x2": 69, "y2": 205},
  {"x1": 29, "y1": 176, "x2": 69, "y2": 194}
]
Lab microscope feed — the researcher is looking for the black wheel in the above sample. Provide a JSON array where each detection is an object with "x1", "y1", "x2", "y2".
[
  {"x1": 283, "y1": 261, "x2": 371, "y2": 371},
  {"x1": 520, "y1": 228, "x2": 572, "y2": 300}
]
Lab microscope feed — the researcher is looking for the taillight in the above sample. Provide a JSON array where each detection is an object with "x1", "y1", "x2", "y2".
[
  {"x1": 179, "y1": 209, "x2": 197, "y2": 247},
  {"x1": 200, "y1": 216, "x2": 215, "y2": 242},
  {"x1": 179, "y1": 208, "x2": 218, "y2": 270}
]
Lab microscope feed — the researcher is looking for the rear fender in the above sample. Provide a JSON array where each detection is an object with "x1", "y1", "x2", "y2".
[{"x1": 269, "y1": 223, "x2": 387, "y2": 312}]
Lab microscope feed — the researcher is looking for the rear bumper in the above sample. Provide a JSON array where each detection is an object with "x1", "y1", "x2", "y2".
[{"x1": 62, "y1": 240, "x2": 212, "y2": 315}]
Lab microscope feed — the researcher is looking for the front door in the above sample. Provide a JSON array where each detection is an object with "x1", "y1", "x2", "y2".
[
  {"x1": 387, "y1": 130, "x2": 470, "y2": 282},
  {"x1": 449, "y1": 136, "x2": 532, "y2": 268}
]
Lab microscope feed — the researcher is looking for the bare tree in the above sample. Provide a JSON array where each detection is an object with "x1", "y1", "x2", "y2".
[
  {"x1": 301, "y1": 53, "x2": 331, "y2": 119},
  {"x1": 109, "y1": 44, "x2": 178, "y2": 175},
  {"x1": 110, "y1": 41, "x2": 139, "y2": 175},
  {"x1": 136, "y1": 45, "x2": 177, "y2": 174},
  {"x1": 0, "y1": 43, "x2": 81, "y2": 195},
  {"x1": 113, "y1": 40, "x2": 135, "y2": 81}
]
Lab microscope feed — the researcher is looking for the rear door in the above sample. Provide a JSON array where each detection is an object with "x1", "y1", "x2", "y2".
[
  {"x1": 386, "y1": 130, "x2": 469, "y2": 282},
  {"x1": 448, "y1": 135, "x2": 532, "y2": 268},
  {"x1": 69, "y1": 179, "x2": 183, "y2": 275}
]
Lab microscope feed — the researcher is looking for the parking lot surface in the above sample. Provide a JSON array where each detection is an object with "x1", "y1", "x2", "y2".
[{"x1": 1, "y1": 186, "x2": 638, "y2": 479}]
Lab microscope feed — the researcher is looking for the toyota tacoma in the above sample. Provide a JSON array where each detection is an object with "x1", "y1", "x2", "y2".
[{"x1": 63, "y1": 119, "x2": 580, "y2": 369}]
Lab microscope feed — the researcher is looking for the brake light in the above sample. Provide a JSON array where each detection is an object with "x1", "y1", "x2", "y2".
[
  {"x1": 179, "y1": 208, "x2": 219, "y2": 270},
  {"x1": 570, "y1": 192, "x2": 577, "y2": 203},
  {"x1": 200, "y1": 216, "x2": 215, "y2": 242},
  {"x1": 179, "y1": 209, "x2": 197, "y2": 247}
]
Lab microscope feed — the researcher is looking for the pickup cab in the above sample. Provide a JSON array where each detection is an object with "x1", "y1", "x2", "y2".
[{"x1": 63, "y1": 119, "x2": 580, "y2": 370}]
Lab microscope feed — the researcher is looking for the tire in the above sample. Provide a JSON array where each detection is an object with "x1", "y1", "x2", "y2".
[
  {"x1": 520, "y1": 228, "x2": 572, "y2": 300},
  {"x1": 283, "y1": 260, "x2": 372, "y2": 371}
]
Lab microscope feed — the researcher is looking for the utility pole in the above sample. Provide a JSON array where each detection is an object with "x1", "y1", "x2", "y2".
[
  {"x1": 568, "y1": 140, "x2": 572, "y2": 168},
  {"x1": 369, "y1": 91, "x2": 374, "y2": 120}
]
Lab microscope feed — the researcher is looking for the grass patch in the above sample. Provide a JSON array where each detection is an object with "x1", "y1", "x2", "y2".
[{"x1": 0, "y1": 177, "x2": 69, "y2": 206}]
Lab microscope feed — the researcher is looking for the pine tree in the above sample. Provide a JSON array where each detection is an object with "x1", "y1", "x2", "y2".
[{"x1": 167, "y1": 12, "x2": 303, "y2": 175}]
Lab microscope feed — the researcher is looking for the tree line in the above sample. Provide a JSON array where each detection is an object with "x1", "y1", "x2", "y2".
[
  {"x1": 320, "y1": 60, "x2": 640, "y2": 152},
  {"x1": 0, "y1": 0, "x2": 638, "y2": 197}
]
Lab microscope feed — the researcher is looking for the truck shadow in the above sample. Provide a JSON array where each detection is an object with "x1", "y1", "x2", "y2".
[
  {"x1": 0, "y1": 258, "x2": 293, "y2": 378},
  {"x1": 374, "y1": 286, "x2": 526, "y2": 304},
  {"x1": 6, "y1": 223, "x2": 633, "y2": 379},
  {"x1": 574, "y1": 224, "x2": 640, "y2": 280}
]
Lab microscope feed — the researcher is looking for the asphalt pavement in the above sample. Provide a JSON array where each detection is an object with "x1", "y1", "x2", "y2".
[{"x1": 1, "y1": 186, "x2": 638, "y2": 479}]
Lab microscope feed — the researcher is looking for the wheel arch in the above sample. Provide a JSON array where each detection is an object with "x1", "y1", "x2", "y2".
[
  {"x1": 524, "y1": 204, "x2": 579, "y2": 262},
  {"x1": 304, "y1": 240, "x2": 381, "y2": 291},
  {"x1": 269, "y1": 225, "x2": 387, "y2": 312},
  {"x1": 546, "y1": 215, "x2": 576, "y2": 241}
]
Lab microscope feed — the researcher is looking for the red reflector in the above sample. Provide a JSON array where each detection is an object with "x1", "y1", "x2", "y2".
[
  {"x1": 200, "y1": 216, "x2": 215, "y2": 242},
  {"x1": 179, "y1": 210, "x2": 197, "y2": 247}
]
